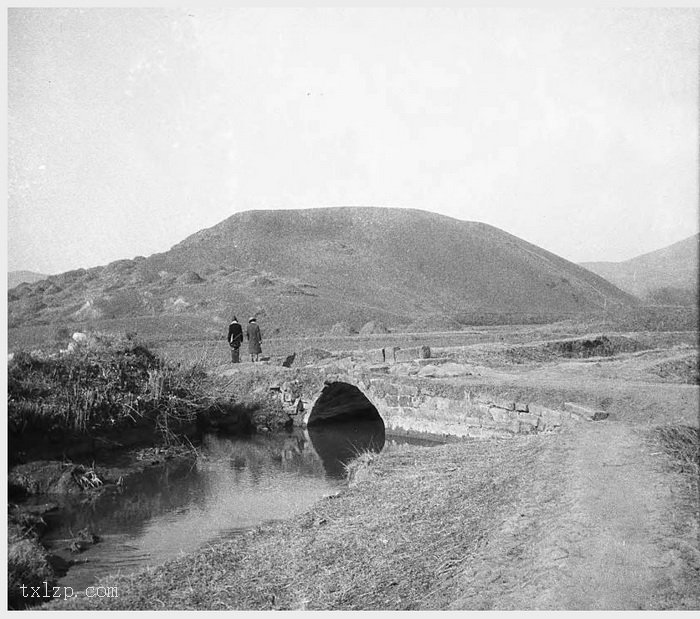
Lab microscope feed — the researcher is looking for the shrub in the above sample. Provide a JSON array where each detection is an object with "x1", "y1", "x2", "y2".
[{"x1": 8, "y1": 332, "x2": 211, "y2": 445}]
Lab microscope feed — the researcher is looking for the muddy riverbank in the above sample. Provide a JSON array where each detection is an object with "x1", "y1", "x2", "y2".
[{"x1": 7, "y1": 441, "x2": 199, "y2": 609}]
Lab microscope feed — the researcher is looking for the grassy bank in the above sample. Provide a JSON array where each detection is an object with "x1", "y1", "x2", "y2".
[
  {"x1": 7, "y1": 332, "x2": 260, "y2": 464},
  {"x1": 9, "y1": 333, "x2": 203, "y2": 437},
  {"x1": 51, "y1": 436, "x2": 537, "y2": 610}
]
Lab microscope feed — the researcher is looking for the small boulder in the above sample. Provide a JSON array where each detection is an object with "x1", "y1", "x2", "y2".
[
  {"x1": 329, "y1": 322, "x2": 356, "y2": 336},
  {"x1": 359, "y1": 321, "x2": 389, "y2": 336}
]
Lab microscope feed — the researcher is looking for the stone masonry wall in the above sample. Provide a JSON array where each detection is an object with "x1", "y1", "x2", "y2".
[{"x1": 270, "y1": 362, "x2": 605, "y2": 439}]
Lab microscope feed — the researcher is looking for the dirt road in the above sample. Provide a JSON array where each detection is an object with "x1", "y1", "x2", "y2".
[{"x1": 446, "y1": 421, "x2": 699, "y2": 610}]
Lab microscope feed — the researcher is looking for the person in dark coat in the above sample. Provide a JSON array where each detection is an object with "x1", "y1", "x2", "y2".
[
  {"x1": 246, "y1": 317, "x2": 262, "y2": 362},
  {"x1": 227, "y1": 316, "x2": 243, "y2": 363}
]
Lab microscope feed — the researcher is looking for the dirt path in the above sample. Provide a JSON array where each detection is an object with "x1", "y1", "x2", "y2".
[
  {"x1": 551, "y1": 423, "x2": 678, "y2": 609},
  {"x1": 448, "y1": 421, "x2": 699, "y2": 610}
]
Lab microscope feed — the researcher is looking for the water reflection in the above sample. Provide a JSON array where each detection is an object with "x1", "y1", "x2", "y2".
[{"x1": 308, "y1": 419, "x2": 386, "y2": 478}]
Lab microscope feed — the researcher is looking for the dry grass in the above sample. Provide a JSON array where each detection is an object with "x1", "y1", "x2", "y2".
[
  {"x1": 651, "y1": 425, "x2": 700, "y2": 477},
  {"x1": 53, "y1": 435, "x2": 548, "y2": 610},
  {"x1": 7, "y1": 332, "x2": 215, "y2": 449}
]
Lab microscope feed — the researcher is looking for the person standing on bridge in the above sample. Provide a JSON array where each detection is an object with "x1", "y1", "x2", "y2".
[
  {"x1": 227, "y1": 316, "x2": 243, "y2": 363},
  {"x1": 246, "y1": 317, "x2": 263, "y2": 362}
]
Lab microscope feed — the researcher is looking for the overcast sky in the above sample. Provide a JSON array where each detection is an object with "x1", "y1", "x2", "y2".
[{"x1": 7, "y1": 7, "x2": 699, "y2": 274}]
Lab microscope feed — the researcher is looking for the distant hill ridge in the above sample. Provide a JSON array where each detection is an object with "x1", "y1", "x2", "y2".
[
  {"x1": 8, "y1": 270, "x2": 48, "y2": 289},
  {"x1": 581, "y1": 233, "x2": 698, "y2": 305},
  {"x1": 8, "y1": 207, "x2": 637, "y2": 335}
]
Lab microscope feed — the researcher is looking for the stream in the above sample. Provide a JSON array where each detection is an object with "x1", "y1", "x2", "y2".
[{"x1": 32, "y1": 421, "x2": 442, "y2": 591}]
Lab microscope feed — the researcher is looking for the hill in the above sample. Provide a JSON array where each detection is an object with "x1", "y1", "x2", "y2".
[
  {"x1": 8, "y1": 207, "x2": 637, "y2": 337},
  {"x1": 581, "y1": 234, "x2": 699, "y2": 305},
  {"x1": 8, "y1": 270, "x2": 49, "y2": 289}
]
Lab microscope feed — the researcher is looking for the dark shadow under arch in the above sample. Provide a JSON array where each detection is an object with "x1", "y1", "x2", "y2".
[
  {"x1": 308, "y1": 381, "x2": 382, "y2": 425},
  {"x1": 307, "y1": 382, "x2": 385, "y2": 478}
]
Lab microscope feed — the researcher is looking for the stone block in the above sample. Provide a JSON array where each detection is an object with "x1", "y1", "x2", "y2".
[
  {"x1": 462, "y1": 416, "x2": 482, "y2": 427},
  {"x1": 398, "y1": 395, "x2": 413, "y2": 407},
  {"x1": 437, "y1": 397, "x2": 453, "y2": 411},
  {"x1": 402, "y1": 384, "x2": 419, "y2": 396},
  {"x1": 518, "y1": 413, "x2": 539, "y2": 426},
  {"x1": 418, "y1": 385, "x2": 437, "y2": 396},
  {"x1": 448, "y1": 399, "x2": 467, "y2": 415},
  {"x1": 490, "y1": 407, "x2": 514, "y2": 423},
  {"x1": 489, "y1": 397, "x2": 516, "y2": 411},
  {"x1": 384, "y1": 395, "x2": 399, "y2": 407},
  {"x1": 467, "y1": 402, "x2": 492, "y2": 416},
  {"x1": 518, "y1": 422, "x2": 537, "y2": 434},
  {"x1": 543, "y1": 415, "x2": 563, "y2": 428},
  {"x1": 528, "y1": 403, "x2": 565, "y2": 421},
  {"x1": 366, "y1": 350, "x2": 386, "y2": 364},
  {"x1": 563, "y1": 402, "x2": 609, "y2": 421},
  {"x1": 515, "y1": 402, "x2": 529, "y2": 413},
  {"x1": 494, "y1": 420, "x2": 520, "y2": 434},
  {"x1": 394, "y1": 348, "x2": 418, "y2": 363},
  {"x1": 379, "y1": 382, "x2": 399, "y2": 396}
]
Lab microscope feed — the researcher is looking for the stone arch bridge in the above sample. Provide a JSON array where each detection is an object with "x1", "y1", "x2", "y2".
[{"x1": 268, "y1": 357, "x2": 606, "y2": 439}]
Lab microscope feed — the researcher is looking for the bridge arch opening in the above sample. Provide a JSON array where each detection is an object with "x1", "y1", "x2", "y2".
[
  {"x1": 308, "y1": 381, "x2": 382, "y2": 426},
  {"x1": 307, "y1": 381, "x2": 384, "y2": 478}
]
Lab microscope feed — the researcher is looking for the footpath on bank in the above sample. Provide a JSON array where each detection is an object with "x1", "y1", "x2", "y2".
[{"x1": 55, "y1": 419, "x2": 699, "y2": 611}]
